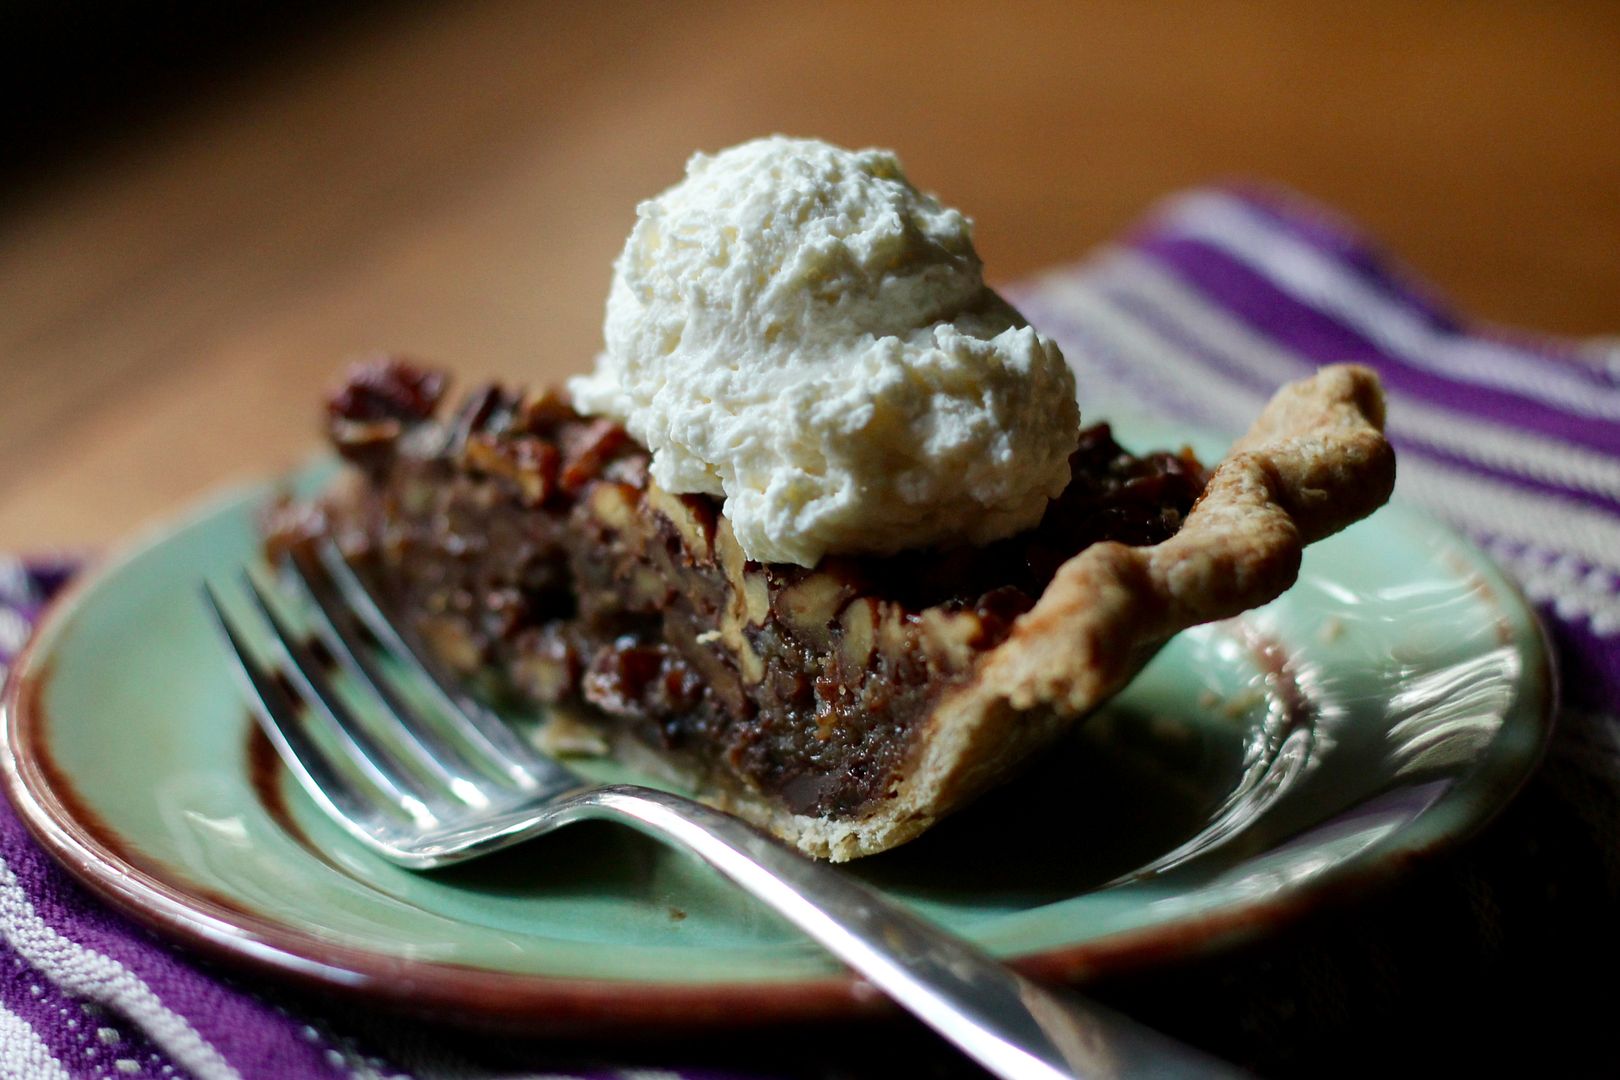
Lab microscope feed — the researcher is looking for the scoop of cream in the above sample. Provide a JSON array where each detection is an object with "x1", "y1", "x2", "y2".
[{"x1": 568, "y1": 135, "x2": 1079, "y2": 567}]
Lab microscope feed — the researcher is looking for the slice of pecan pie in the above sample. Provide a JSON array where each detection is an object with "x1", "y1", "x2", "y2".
[{"x1": 270, "y1": 358, "x2": 1394, "y2": 860}]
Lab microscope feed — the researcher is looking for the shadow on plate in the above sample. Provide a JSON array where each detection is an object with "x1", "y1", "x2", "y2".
[{"x1": 434, "y1": 702, "x2": 1243, "y2": 912}]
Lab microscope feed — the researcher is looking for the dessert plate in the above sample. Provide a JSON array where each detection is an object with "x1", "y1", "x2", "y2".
[{"x1": 0, "y1": 417, "x2": 1554, "y2": 1032}]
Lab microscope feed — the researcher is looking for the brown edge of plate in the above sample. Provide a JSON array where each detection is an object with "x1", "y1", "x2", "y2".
[{"x1": 0, "y1": 506, "x2": 1560, "y2": 1035}]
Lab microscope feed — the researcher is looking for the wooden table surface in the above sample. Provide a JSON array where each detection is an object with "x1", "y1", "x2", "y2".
[{"x1": 2, "y1": 0, "x2": 1617, "y2": 550}]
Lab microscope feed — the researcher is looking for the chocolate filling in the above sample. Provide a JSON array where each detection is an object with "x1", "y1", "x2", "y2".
[{"x1": 271, "y1": 359, "x2": 1207, "y2": 819}]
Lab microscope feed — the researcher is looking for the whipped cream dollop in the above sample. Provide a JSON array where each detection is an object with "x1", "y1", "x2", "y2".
[{"x1": 568, "y1": 136, "x2": 1079, "y2": 567}]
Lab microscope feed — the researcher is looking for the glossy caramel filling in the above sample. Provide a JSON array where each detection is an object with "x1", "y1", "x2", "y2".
[{"x1": 273, "y1": 360, "x2": 1206, "y2": 818}]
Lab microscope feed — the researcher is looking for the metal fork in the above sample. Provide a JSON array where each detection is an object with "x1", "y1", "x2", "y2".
[{"x1": 201, "y1": 541, "x2": 1238, "y2": 1080}]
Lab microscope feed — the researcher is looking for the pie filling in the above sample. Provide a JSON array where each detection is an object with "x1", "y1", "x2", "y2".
[{"x1": 271, "y1": 359, "x2": 1208, "y2": 820}]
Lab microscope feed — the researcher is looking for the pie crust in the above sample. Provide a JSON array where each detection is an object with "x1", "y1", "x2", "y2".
[{"x1": 802, "y1": 363, "x2": 1395, "y2": 858}]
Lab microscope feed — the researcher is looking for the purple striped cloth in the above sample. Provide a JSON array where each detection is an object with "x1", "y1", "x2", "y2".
[{"x1": 3, "y1": 186, "x2": 1618, "y2": 1077}]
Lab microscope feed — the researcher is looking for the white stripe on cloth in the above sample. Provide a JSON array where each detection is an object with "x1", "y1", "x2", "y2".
[
  {"x1": 1477, "y1": 540, "x2": 1620, "y2": 637},
  {"x1": 0, "y1": 1003, "x2": 72, "y2": 1080},
  {"x1": 1077, "y1": 251, "x2": 1620, "y2": 504},
  {"x1": 0, "y1": 557, "x2": 33, "y2": 607},
  {"x1": 1, "y1": 607, "x2": 33, "y2": 659},
  {"x1": 1017, "y1": 276, "x2": 1620, "y2": 636},
  {"x1": 1151, "y1": 191, "x2": 1620, "y2": 421},
  {"x1": 0, "y1": 857, "x2": 239, "y2": 1080}
]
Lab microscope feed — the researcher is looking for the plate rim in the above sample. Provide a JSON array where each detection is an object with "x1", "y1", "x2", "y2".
[{"x1": 0, "y1": 474, "x2": 1559, "y2": 1032}]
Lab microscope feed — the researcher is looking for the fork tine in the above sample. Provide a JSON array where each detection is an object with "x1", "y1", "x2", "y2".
[
  {"x1": 278, "y1": 551, "x2": 494, "y2": 808},
  {"x1": 314, "y1": 541, "x2": 561, "y2": 790},
  {"x1": 236, "y1": 569, "x2": 440, "y2": 828},
  {"x1": 200, "y1": 583, "x2": 404, "y2": 842}
]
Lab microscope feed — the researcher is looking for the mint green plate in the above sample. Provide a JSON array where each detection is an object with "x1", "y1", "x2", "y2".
[{"x1": 1, "y1": 420, "x2": 1554, "y2": 1032}]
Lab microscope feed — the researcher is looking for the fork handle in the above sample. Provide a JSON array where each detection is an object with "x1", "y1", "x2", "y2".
[{"x1": 580, "y1": 786, "x2": 1242, "y2": 1080}]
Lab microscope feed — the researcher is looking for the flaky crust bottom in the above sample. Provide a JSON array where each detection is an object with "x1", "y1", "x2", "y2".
[{"x1": 689, "y1": 364, "x2": 1395, "y2": 860}]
